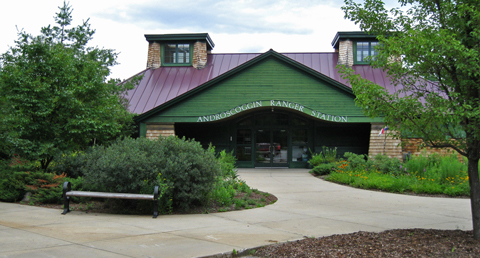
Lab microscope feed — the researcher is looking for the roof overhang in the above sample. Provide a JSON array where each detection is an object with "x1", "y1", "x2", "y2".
[
  {"x1": 145, "y1": 33, "x2": 215, "y2": 50},
  {"x1": 331, "y1": 31, "x2": 378, "y2": 49}
]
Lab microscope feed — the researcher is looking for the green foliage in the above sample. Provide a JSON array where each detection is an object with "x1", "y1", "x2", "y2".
[
  {"x1": 322, "y1": 146, "x2": 338, "y2": 163},
  {"x1": 340, "y1": 0, "x2": 480, "y2": 158},
  {"x1": 370, "y1": 154, "x2": 403, "y2": 175},
  {"x1": 0, "y1": 159, "x2": 77, "y2": 203},
  {"x1": 80, "y1": 136, "x2": 220, "y2": 210},
  {"x1": 0, "y1": 161, "x2": 30, "y2": 202},
  {"x1": 343, "y1": 152, "x2": 369, "y2": 170},
  {"x1": 339, "y1": 3, "x2": 480, "y2": 237},
  {"x1": 308, "y1": 152, "x2": 326, "y2": 167},
  {"x1": 0, "y1": 2, "x2": 137, "y2": 170},
  {"x1": 309, "y1": 146, "x2": 338, "y2": 167},
  {"x1": 327, "y1": 153, "x2": 470, "y2": 196},
  {"x1": 23, "y1": 171, "x2": 67, "y2": 204},
  {"x1": 51, "y1": 151, "x2": 87, "y2": 178},
  {"x1": 217, "y1": 150, "x2": 238, "y2": 180},
  {"x1": 310, "y1": 163, "x2": 336, "y2": 176}
]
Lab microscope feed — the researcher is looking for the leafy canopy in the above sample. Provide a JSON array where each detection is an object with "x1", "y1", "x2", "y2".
[
  {"x1": 339, "y1": 0, "x2": 480, "y2": 239},
  {"x1": 0, "y1": 2, "x2": 136, "y2": 169},
  {"x1": 339, "y1": 0, "x2": 480, "y2": 158}
]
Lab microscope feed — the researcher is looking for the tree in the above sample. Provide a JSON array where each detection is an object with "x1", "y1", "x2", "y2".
[
  {"x1": 339, "y1": 0, "x2": 480, "y2": 238},
  {"x1": 0, "y1": 2, "x2": 136, "y2": 170}
]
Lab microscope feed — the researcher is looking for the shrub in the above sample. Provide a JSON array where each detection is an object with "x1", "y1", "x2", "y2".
[
  {"x1": 310, "y1": 163, "x2": 336, "y2": 176},
  {"x1": 323, "y1": 146, "x2": 338, "y2": 163},
  {"x1": 309, "y1": 146, "x2": 338, "y2": 167},
  {"x1": 51, "y1": 151, "x2": 88, "y2": 178},
  {"x1": 370, "y1": 154, "x2": 402, "y2": 175},
  {"x1": 0, "y1": 161, "x2": 28, "y2": 202},
  {"x1": 0, "y1": 159, "x2": 74, "y2": 204},
  {"x1": 343, "y1": 152, "x2": 369, "y2": 170},
  {"x1": 308, "y1": 152, "x2": 325, "y2": 167},
  {"x1": 210, "y1": 150, "x2": 238, "y2": 207},
  {"x1": 80, "y1": 136, "x2": 221, "y2": 210},
  {"x1": 24, "y1": 171, "x2": 67, "y2": 204}
]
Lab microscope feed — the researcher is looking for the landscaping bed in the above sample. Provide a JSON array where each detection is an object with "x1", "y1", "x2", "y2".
[
  {"x1": 25, "y1": 189, "x2": 278, "y2": 215},
  {"x1": 251, "y1": 228, "x2": 479, "y2": 258}
]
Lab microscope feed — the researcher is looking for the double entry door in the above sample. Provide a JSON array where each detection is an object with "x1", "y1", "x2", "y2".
[{"x1": 255, "y1": 129, "x2": 288, "y2": 167}]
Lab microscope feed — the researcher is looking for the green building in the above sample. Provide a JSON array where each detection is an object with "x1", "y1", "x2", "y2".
[{"x1": 125, "y1": 32, "x2": 402, "y2": 168}]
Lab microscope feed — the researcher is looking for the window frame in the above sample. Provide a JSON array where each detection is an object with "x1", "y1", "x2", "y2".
[
  {"x1": 353, "y1": 41, "x2": 379, "y2": 64},
  {"x1": 161, "y1": 43, "x2": 193, "y2": 66}
]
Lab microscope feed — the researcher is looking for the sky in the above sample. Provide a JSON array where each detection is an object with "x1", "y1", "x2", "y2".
[{"x1": 0, "y1": 0, "x2": 380, "y2": 80}]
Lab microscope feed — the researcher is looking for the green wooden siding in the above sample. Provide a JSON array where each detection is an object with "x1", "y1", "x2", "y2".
[{"x1": 142, "y1": 56, "x2": 379, "y2": 124}]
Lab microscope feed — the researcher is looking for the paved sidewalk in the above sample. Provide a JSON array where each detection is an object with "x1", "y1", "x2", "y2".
[{"x1": 0, "y1": 169, "x2": 472, "y2": 258}]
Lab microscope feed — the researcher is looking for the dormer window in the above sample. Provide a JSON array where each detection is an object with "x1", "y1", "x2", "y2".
[
  {"x1": 145, "y1": 33, "x2": 215, "y2": 69},
  {"x1": 164, "y1": 43, "x2": 191, "y2": 65},
  {"x1": 354, "y1": 41, "x2": 379, "y2": 64},
  {"x1": 331, "y1": 32, "x2": 379, "y2": 66}
]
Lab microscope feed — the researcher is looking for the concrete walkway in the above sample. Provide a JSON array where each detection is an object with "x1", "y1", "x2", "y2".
[{"x1": 0, "y1": 169, "x2": 472, "y2": 258}]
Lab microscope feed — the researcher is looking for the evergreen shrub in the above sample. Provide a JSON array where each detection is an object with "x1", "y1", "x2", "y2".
[
  {"x1": 0, "y1": 161, "x2": 28, "y2": 202},
  {"x1": 310, "y1": 163, "x2": 336, "y2": 176},
  {"x1": 80, "y1": 136, "x2": 221, "y2": 210}
]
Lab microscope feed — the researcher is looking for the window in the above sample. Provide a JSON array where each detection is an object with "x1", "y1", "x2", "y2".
[
  {"x1": 355, "y1": 41, "x2": 379, "y2": 64},
  {"x1": 164, "y1": 43, "x2": 190, "y2": 64}
]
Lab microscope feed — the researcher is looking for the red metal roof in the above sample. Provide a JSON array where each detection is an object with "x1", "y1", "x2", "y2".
[{"x1": 124, "y1": 52, "x2": 395, "y2": 114}]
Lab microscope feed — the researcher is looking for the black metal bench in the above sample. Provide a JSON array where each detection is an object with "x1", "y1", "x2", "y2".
[{"x1": 61, "y1": 181, "x2": 160, "y2": 218}]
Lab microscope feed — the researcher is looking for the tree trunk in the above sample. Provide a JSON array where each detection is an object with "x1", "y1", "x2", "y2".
[
  {"x1": 41, "y1": 156, "x2": 54, "y2": 171},
  {"x1": 468, "y1": 156, "x2": 480, "y2": 239}
]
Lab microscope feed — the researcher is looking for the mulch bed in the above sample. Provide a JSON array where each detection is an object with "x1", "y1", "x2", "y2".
[
  {"x1": 252, "y1": 229, "x2": 480, "y2": 258},
  {"x1": 26, "y1": 190, "x2": 278, "y2": 215}
]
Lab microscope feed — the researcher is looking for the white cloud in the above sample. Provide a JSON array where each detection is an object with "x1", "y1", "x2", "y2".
[{"x1": 0, "y1": 0, "x2": 360, "y2": 80}]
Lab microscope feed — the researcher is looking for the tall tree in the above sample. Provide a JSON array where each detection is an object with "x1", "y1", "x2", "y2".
[
  {"x1": 339, "y1": 0, "x2": 480, "y2": 238},
  {"x1": 0, "y1": 2, "x2": 135, "y2": 170}
]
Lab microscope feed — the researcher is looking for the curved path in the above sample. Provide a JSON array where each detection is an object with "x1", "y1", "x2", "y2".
[{"x1": 0, "y1": 169, "x2": 472, "y2": 257}]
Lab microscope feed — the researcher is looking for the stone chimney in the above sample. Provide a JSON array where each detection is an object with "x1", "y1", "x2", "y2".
[
  {"x1": 144, "y1": 33, "x2": 214, "y2": 70},
  {"x1": 146, "y1": 41, "x2": 161, "y2": 69},
  {"x1": 331, "y1": 31, "x2": 377, "y2": 67},
  {"x1": 337, "y1": 40, "x2": 354, "y2": 66},
  {"x1": 192, "y1": 41, "x2": 208, "y2": 69}
]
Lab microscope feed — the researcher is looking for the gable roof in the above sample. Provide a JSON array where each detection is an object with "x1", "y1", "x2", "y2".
[{"x1": 125, "y1": 49, "x2": 396, "y2": 120}]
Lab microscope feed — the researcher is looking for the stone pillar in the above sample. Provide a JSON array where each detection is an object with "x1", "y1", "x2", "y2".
[
  {"x1": 192, "y1": 41, "x2": 208, "y2": 69},
  {"x1": 368, "y1": 123, "x2": 402, "y2": 159},
  {"x1": 146, "y1": 123, "x2": 175, "y2": 139},
  {"x1": 146, "y1": 42, "x2": 161, "y2": 69},
  {"x1": 337, "y1": 40, "x2": 354, "y2": 66}
]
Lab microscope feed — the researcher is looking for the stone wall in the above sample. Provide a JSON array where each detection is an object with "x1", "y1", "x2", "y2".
[
  {"x1": 146, "y1": 123, "x2": 175, "y2": 139},
  {"x1": 402, "y1": 138, "x2": 463, "y2": 161},
  {"x1": 146, "y1": 42, "x2": 161, "y2": 69}
]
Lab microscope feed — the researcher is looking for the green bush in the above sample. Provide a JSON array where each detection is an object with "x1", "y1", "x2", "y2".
[
  {"x1": 80, "y1": 136, "x2": 221, "y2": 210},
  {"x1": 0, "y1": 159, "x2": 74, "y2": 204},
  {"x1": 309, "y1": 146, "x2": 338, "y2": 167},
  {"x1": 0, "y1": 161, "x2": 28, "y2": 202},
  {"x1": 210, "y1": 150, "x2": 238, "y2": 207},
  {"x1": 323, "y1": 146, "x2": 338, "y2": 163},
  {"x1": 308, "y1": 152, "x2": 325, "y2": 167},
  {"x1": 51, "y1": 151, "x2": 88, "y2": 178},
  {"x1": 310, "y1": 163, "x2": 336, "y2": 176},
  {"x1": 343, "y1": 152, "x2": 369, "y2": 170},
  {"x1": 370, "y1": 154, "x2": 403, "y2": 175}
]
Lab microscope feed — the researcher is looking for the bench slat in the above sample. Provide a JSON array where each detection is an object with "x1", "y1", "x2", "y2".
[{"x1": 66, "y1": 191, "x2": 154, "y2": 200}]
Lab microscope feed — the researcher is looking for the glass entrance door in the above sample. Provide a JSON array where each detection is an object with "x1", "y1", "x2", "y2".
[{"x1": 255, "y1": 129, "x2": 288, "y2": 167}]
